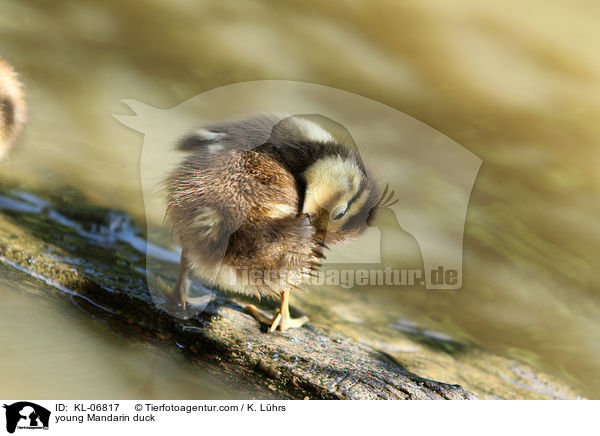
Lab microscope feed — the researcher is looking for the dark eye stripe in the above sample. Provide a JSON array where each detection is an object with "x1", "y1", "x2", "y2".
[{"x1": 345, "y1": 182, "x2": 366, "y2": 211}]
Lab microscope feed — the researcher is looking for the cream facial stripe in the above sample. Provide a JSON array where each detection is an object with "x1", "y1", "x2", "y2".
[{"x1": 302, "y1": 156, "x2": 364, "y2": 216}]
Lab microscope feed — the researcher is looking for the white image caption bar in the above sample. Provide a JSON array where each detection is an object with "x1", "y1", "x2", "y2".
[{"x1": 1, "y1": 400, "x2": 594, "y2": 436}]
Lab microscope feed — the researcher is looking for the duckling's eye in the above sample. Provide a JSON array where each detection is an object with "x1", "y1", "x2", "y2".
[{"x1": 331, "y1": 204, "x2": 348, "y2": 220}]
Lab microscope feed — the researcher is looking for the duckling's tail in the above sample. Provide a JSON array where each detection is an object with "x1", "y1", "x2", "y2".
[{"x1": 0, "y1": 57, "x2": 26, "y2": 158}]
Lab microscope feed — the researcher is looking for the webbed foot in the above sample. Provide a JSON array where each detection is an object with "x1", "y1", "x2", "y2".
[{"x1": 245, "y1": 289, "x2": 308, "y2": 332}]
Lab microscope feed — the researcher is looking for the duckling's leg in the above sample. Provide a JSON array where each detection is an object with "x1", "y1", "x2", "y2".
[
  {"x1": 157, "y1": 252, "x2": 191, "y2": 309},
  {"x1": 246, "y1": 289, "x2": 308, "y2": 332},
  {"x1": 277, "y1": 288, "x2": 309, "y2": 331},
  {"x1": 173, "y1": 255, "x2": 192, "y2": 309}
]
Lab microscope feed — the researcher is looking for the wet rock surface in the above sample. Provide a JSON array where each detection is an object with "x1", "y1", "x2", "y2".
[{"x1": 0, "y1": 186, "x2": 583, "y2": 399}]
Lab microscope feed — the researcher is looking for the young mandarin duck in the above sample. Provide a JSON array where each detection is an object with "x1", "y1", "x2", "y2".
[{"x1": 164, "y1": 114, "x2": 383, "y2": 331}]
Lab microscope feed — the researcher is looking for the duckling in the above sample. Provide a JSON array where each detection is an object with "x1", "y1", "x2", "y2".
[
  {"x1": 164, "y1": 114, "x2": 381, "y2": 331},
  {"x1": 0, "y1": 57, "x2": 26, "y2": 159}
]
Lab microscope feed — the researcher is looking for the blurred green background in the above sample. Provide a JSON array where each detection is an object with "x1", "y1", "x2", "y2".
[{"x1": 0, "y1": 0, "x2": 598, "y2": 398}]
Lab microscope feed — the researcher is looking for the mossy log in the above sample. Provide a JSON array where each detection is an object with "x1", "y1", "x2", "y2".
[{"x1": 0, "y1": 187, "x2": 582, "y2": 399}]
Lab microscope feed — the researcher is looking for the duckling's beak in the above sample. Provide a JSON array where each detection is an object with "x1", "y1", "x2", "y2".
[{"x1": 309, "y1": 207, "x2": 330, "y2": 236}]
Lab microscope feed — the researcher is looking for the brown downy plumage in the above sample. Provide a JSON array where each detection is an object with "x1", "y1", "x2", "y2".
[
  {"x1": 165, "y1": 114, "x2": 382, "y2": 331},
  {"x1": 0, "y1": 57, "x2": 26, "y2": 159}
]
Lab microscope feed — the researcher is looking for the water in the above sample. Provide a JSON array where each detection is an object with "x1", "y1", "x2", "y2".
[
  {"x1": 0, "y1": 0, "x2": 599, "y2": 398},
  {"x1": 0, "y1": 265, "x2": 245, "y2": 399}
]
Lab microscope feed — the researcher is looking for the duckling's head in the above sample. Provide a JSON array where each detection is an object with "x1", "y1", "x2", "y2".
[
  {"x1": 265, "y1": 114, "x2": 383, "y2": 244},
  {"x1": 302, "y1": 153, "x2": 380, "y2": 243}
]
